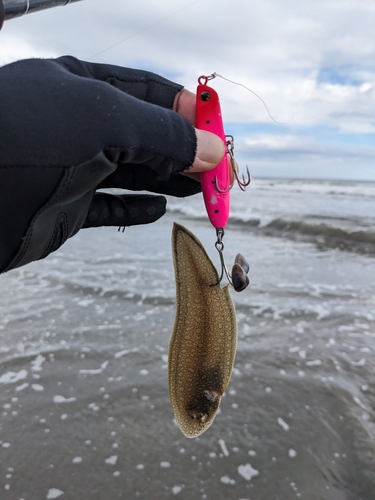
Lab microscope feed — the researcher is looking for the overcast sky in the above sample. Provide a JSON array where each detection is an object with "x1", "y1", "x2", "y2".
[{"x1": 1, "y1": 0, "x2": 374, "y2": 180}]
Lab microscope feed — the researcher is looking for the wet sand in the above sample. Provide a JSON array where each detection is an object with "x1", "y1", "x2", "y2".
[{"x1": 1, "y1": 283, "x2": 375, "y2": 499}]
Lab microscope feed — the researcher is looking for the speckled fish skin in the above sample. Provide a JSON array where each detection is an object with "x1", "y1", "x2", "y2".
[{"x1": 169, "y1": 223, "x2": 238, "y2": 438}]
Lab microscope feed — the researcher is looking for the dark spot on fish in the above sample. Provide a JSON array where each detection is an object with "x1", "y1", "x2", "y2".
[{"x1": 186, "y1": 367, "x2": 224, "y2": 422}]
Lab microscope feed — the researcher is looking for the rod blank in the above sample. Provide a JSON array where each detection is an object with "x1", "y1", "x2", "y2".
[{"x1": 1, "y1": 0, "x2": 82, "y2": 23}]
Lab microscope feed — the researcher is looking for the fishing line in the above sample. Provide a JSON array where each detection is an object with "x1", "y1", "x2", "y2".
[
  {"x1": 88, "y1": 2, "x2": 292, "y2": 125},
  {"x1": 88, "y1": 0, "x2": 202, "y2": 59},
  {"x1": 214, "y1": 73, "x2": 294, "y2": 125}
]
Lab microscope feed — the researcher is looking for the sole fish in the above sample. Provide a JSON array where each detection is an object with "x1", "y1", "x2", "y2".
[{"x1": 169, "y1": 223, "x2": 238, "y2": 438}]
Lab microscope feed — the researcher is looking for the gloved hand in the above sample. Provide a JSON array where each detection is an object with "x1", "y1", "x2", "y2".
[{"x1": 0, "y1": 56, "x2": 224, "y2": 273}]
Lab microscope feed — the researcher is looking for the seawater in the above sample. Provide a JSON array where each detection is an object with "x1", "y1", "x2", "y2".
[{"x1": 0, "y1": 178, "x2": 374, "y2": 499}]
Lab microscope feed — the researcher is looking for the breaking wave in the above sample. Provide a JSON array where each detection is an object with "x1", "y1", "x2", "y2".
[{"x1": 234, "y1": 217, "x2": 375, "y2": 254}]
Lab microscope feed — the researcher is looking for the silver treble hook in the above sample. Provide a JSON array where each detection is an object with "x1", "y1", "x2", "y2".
[
  {"x1": 227, "y1": 135, "x2": 251, "y2": 191},
  {"x1": 214, "y1": 136, "x2": 251, "y2": 193}
]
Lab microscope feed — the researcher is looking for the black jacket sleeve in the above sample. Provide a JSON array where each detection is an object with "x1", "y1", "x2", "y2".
[{"x1": 0, "y1": 56, "x2": 200, "y2": 273}]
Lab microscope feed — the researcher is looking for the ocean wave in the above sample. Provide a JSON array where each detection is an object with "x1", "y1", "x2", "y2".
[
  {"x1": 260, "y1": 218, "x2": 375, "y2": 254},
  {"x1": 253, "y1": 178, "x2": 375, "y2": 199},
  {"x1": 166, "y1": 203, "x2": 375, "y2": 254},
  {"x1": 58, "y1": 279, "x2": 176, "y2": 306}
]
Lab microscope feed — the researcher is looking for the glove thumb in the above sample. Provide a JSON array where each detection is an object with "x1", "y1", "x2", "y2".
[{"x1": 83, "y1": 193, "x2": 166, "y2": 228}]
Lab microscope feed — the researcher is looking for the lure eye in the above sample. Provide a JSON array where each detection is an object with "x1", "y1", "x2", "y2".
[{"x1": 200, "y1": 91, "x2": 211, "y2": 102}]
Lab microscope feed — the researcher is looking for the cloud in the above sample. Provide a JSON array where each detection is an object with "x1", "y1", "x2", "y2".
[
  {"x1": 234, "y1": 129, "x2": 375, "y2": 180},
  {"x1": 0, "y1": 33, "x2": 56, "y2": 66}
]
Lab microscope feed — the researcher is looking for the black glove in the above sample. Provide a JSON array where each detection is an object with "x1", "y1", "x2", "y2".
[{"x1": 0, "y1": 56, "x2": 200, "y2": 273}]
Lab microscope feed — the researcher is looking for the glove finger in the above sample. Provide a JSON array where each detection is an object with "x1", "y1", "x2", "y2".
[
  {"x1": 56, "y1": 57, "x2": 182, "y2": 109},
  {"x1": 83, "y1": 193, "x2": 166, "y2": 229},
  {"x1": 98, "y1": 164, "x2": 201, "y2": 198}
]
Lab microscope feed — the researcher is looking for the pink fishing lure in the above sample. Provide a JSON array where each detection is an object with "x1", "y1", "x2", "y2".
[{"x1": 196, "y1": 77, "x2": 231, "y2": 229}]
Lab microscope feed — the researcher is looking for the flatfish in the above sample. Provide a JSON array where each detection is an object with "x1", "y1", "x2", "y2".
[{"x1": 168, "y1": 223, "x2": 238, "y2": 438}]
